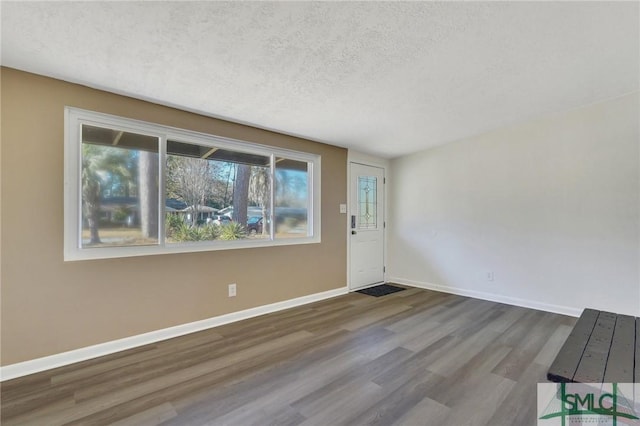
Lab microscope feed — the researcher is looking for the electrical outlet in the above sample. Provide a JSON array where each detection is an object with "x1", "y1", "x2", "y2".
[
  {"x1": 487, "y1": 272, "x2": 494, "y2": 281},
  {"x1": 228, "y1": 283, "x2": 237, "y2": 297}
]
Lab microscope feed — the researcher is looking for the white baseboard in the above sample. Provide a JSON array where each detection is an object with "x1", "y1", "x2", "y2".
[
  {"x1": 0, "y1": 286, "x2": 348, "y2": 382},
  {"x1": 389, "y1": 277, "x2": 582, "y2": 318}
]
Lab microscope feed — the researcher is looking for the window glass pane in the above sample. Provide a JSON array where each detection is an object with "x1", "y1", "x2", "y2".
[
  {"x1": 165, "y1": 141, "x2": 271, "y2": 242},
  {"x1": 81, "y1": 125, "x2": 159, "y2": 247},
  {"x1": 358, "y1": 176, "x2": 377, "y2": 229},
  {"x1": 275, "y1": 158, "x2": 309, "y2": 238}
]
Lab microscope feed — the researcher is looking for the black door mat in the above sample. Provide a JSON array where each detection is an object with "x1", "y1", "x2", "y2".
[{"x1": 356, "y1": 284, "x2": 406, "y2": 297}]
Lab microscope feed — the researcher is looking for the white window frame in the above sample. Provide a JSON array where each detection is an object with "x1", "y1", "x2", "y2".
[{"x1": 64, "y1": 107, "x2": 321, "y2": 261}]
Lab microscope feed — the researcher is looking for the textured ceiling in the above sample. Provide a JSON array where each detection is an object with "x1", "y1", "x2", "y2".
[{"x1": 2, "y1": 1, "x2": 638, "y2": 158}]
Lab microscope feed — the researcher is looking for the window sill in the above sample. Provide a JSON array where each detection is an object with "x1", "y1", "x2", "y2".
[{"x1": 64, "y1": 236, "x2": 322, "y2": 261}]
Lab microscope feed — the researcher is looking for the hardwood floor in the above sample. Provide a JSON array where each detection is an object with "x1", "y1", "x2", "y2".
[{"x1": 1, "y1": 286, "x2": 575, "y2": 425}]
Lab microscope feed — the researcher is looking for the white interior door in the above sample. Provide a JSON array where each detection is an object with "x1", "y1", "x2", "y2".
[{"x1": 349, "y1": 163, "x2": 385, "y2": 289}]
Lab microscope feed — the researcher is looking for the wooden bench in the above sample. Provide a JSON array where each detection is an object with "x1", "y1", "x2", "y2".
[{"x1": 547, "y1": 309, "x2": 639, "y2": 383}]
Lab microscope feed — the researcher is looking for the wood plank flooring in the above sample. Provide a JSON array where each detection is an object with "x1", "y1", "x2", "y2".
[{"x1": 0, "y1": 286, "x2": 576, "y2": 425}]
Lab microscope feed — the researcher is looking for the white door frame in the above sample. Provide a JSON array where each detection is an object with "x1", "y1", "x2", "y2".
[{"x1": 347, "y1": 151, "x2": 389, "y2": 291}]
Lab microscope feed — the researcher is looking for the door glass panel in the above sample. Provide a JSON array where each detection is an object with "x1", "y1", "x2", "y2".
[{"x1": 358, "y1": 176, "x2": 377, "y2": 229}]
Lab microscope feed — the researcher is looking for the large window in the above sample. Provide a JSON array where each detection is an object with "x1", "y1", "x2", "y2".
[{"x1": 65, "y1": 108, "x2": 320, "y2": 260}]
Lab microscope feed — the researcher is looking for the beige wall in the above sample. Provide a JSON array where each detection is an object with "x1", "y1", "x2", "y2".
[{"x1": 0, "y1": 68, "x2": 347, "y2": 365}]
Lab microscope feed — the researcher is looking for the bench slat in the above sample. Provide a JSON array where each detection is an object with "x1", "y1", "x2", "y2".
[
  {"x1": 603, "y1": 314, "x2": 635, "y2": 383},
  {"x1": 635, "y1": 318, "x2": 640, "y2": 383},
  {"x1": 547, "y1": 308, "x2": 599, "y2": 383},
  {"x1": 573, "y1": 311, "x2": 617, "y2": 382}
]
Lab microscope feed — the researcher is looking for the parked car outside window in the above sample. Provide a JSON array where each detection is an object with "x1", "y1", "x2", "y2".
[
  {"x1": 247, "y1": 216, "x2": 263, "y2": 235},
  {"x1": 211, "y1": 215, "x2": 232, "y2": 226}
]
